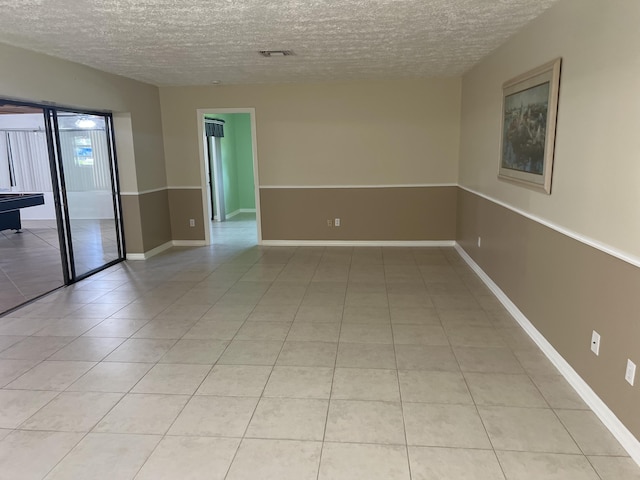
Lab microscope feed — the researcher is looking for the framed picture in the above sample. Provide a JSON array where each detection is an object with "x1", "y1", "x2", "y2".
[{"x1": 498, "y1": 58, "x2": 562, "y2": 194}]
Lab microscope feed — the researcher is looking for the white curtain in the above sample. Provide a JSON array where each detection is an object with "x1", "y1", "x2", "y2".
[
  {"x1": 0, "y1": 133, "x2": 10, "y2": 190},
  {"x1": 1, "y1": 131, "x2": 52, "y2": 192},
  {"x1": 0, "y1": 128, "x2": 113, "y2": 194},
  {"x1": 58, "y1": 129, "x2": 112, "y2": 192}
]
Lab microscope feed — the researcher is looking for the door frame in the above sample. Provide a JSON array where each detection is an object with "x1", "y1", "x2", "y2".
[{"x1": 196, "y1": 107, "x2": 262, "y2": 245}]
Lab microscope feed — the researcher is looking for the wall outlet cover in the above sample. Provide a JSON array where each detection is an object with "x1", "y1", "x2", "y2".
[
  {"x1": 591, "y1": 330, "x2": 600, "y2": 356},
  {"x1": 626, "y1": 359, "x2": 636, "y2": 386}
]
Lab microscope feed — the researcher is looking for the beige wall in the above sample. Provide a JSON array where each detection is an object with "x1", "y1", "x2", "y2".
[
  {"x1": 120, "y1": 195, "x2": 144, "y2": 254},
  {"x1": 0, "y1": 43, "x2": 167, "y2": 192},
  {"x1": 458, "y1": 189, "x2": 640, "y2": 440},
  {"x1": 458, "y1": 0, "x2": 640, "y2": 259},
  {"x1": 160, "y1": 79, "x2": 461, "y2": 240},
  {"x1": 0, "y1": 42, "x2": 171, "y2": 253},
  {"x1": 160, "y1": 79, "x2": 461, "y2": 187},
  {"x1": 168, "y1": 189, "x2": 206, "y2": 241},
  {"x1": 261, "y1": 187, "x2": 456, "y2": 241},
  {"x1": 457, "y1": 0, "x2": 640, "y2": 441},
  {"x1": 139, "y1": 190, "x2": 173, "y2": 251}
]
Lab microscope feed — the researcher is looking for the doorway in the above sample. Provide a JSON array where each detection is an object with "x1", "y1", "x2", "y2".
[
  {"x1": 0, "y1": 99, "x2": 125, "y2": 314},
  {"x1": 197, "y1": 109, "x2": 261, "y2": 245}
]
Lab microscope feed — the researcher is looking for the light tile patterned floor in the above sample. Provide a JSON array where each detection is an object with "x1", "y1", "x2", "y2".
[
  {"x1": 0, "y1": 219, "x2": 120, "y2": 314},
  {"x1": 0, "y1": 214, "x2": 638, "y2": 479}
]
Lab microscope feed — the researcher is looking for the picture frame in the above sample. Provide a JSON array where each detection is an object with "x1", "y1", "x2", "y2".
[{"x1": 498, "y1": 58, "x2": 562, "y2": 194}]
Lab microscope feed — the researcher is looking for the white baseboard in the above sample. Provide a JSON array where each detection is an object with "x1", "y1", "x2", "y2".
[
  {"x1": 215, "y1": 208, "x2": 256, "y2": 220},
  {"x1": 126, "y1": 241, "x2": 173, "y2": 260},
  {"x1": 126, "y1": 239, "x2": 207, "y2": 259},
  {"x1": 454, "y1": 242, "x2": 640, "y2": 466},
  {"x1": 172, "y1": 240, "x2": 207, "y2": 247},
  {"x1": 260, "y1": 240, "x2": 455, "y2": 247}
]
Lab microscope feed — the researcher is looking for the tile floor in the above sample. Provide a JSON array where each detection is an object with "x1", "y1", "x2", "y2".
[
  {"x1": 0, "y1": 216, "x2": 638, "y2": 479},
  {"x1": 0, "y1": 219, "x2": 65, "y2": 312},
  {"x1": 0, "y1": 218, "x2": 121, "y2": 314}
]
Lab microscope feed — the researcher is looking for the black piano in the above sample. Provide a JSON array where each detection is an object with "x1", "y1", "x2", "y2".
[{"x1": 0, "y1": 193, "x2": 45, "y2": 233}]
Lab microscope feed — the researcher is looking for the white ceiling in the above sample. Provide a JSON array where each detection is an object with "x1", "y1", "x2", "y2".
[{"x1": 0, "y1": 0, "x2": 558, "y2": 86}]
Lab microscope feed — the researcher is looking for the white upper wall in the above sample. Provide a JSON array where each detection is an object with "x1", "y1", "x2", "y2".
[{"x1": 458, "y1": 0, "x2": 640, "y2": 258}]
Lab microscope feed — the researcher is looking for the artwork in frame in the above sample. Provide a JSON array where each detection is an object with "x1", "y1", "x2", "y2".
[{"x1": 498, "y1": 58, "x2": 562, "y2": 194}]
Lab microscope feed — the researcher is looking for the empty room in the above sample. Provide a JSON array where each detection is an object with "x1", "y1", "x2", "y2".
[{"x1": 0, "y1": 0, "x2": 638, "y2": 479}]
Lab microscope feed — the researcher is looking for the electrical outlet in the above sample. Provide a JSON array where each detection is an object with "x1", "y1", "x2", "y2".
[
  {"x1": 189, "y1": 219, "x2": 195, "y2": 227},
  {"x1": 626, "y1": 359, "x2": 636, "y2": 386},
  {"x1": 591, "y1": 330, "x2": 600, "y2": 356},
  {"x1": 477, "y1": 236, "x2": 481, "y2": 247},
  {"x1": 326, "y1": 219, "x2": 332, "y2": 227},
  {"x1": 334, "y1": 218, "x2": 341, "y2": 227}
]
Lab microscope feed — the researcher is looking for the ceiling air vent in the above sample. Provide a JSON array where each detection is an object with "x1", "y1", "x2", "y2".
[{"x1": 258, "y1": 50, "x2": 295, "y2": 57}]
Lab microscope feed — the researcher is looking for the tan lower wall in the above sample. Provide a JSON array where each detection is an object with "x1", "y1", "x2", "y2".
[
  {"x1": 121, "y1": 190, "x2": 173, "y2": 254},
  {"x1": 138, "y1": 189, "x2": 173, "y2": 251},
  {"x1": 120, "y1": 195, "x2": 144, "y2": 254},
  {"x1": 260, "y1": 186, "x2": 457, "y2": 241},
  {"x1": 457, "y1": 188, "x2": 640, "y2": 441},
  {"x1": 168, "y1": 188, "x2": 206, "y2": 241}
]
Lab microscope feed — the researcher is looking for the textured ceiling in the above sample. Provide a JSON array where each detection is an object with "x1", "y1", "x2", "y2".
[{"x1": 0, "y1": 0, "x2": 558, "y2": 86}]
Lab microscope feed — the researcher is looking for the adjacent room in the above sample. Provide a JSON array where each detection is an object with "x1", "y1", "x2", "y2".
[
  {"x1": 203, "y1": 112, "x2": 258, "y2": 246},
  {"x1": 0, "y1": 0, "x2": 638, "y2": 479}
]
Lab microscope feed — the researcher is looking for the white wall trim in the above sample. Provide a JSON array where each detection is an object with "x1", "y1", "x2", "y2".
[
  {"x1": 125, "y1": 240, "x2": 173, "y2": 260},
  {"x1": 454, "y1": 242, "x2": 640, "y2": 466},
  {"x1": 120, "y1": 187, "x2": 167, "y2": 196},
  {"x1": 260, "y1": 240, "x2": 455, "y2": 247},
  {"x1": 126, "y1": 239, "x2": 207, "y2": 259},
  {"x1": 259, "y1": 183, "x2": 458, "y2": 189},
  {"x1": 172, "y1": 240, "x2": 207, "y2": 247},
  {"x1": 120, "y1": 186, "x2": 203, "y2": 195},
  {"x1": 459, "y1": 185, "x2": 640, "y2": 269},
  {"x1": 225, "y1": 208, "x2": 257, "y2": 218}
]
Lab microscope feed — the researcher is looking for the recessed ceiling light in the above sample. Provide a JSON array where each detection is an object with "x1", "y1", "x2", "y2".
[
  {"x1": 258, "y1": 50, "x2": 295, "y2": 57},
  {"x1": 75, "y1": 118, "x2": 96, "y2": 129},
  {"x1": 211, "y1": 80, "x2": 221, "y2": 85}
]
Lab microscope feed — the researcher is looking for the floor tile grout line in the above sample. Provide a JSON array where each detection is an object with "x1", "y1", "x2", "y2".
[
  {"x1": 218, "y1": 245, "x2": 311, "y2": 480},
  {"x1": 385, "y1": 258, "x2": 414, "y2": 480},
  {"x1": 28, "y1": 239, "x2": 258, "y2": 479},
  {"x1": 452, "y1": 304, "x2": 513, "y2": 480},
  {"x1": 482, "y1": 293, "x2": 592, "y2": 466},
  {"x1": 132, "y1": 243, "x2": 272, "y2": 469},
  {"x1": 316, "y1": 249, "x2": 347, "y2": 480}
]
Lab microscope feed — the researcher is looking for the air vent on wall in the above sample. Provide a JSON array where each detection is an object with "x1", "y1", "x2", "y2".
[{"x1": 258, "y1": 50, "x2": 295, "y2": 57}]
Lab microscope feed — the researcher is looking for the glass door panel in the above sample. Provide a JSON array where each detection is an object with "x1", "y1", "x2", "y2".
[
  {"x1": 0, "y1": 101, "x2": 67, "y2": 314},
  {"x1": 52, "y1": 111, "x2": 123, "y2": 279}
]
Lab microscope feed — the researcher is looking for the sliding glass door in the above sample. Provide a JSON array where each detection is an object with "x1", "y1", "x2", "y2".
[
  {"x1": 0, "y1": 99, "x2": 125, "y2": 314},
  {"x1": 50, "y1": 110, "x2": 124, "y2": 280}
]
